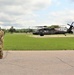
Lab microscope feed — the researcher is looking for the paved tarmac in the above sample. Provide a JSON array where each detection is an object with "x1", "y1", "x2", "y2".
[{"x1": 0, "y1": 50, "x2": 74, "y2": 75}]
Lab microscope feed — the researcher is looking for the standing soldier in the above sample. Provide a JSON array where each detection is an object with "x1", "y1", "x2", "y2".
[{"x1": 0, "y1": 28, "x2": 4, "y2": 59}]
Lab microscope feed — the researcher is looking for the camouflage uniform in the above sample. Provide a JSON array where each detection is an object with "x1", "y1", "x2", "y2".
[{"x1": 0, "y1": 30, "x2": 4, "y2": 59}]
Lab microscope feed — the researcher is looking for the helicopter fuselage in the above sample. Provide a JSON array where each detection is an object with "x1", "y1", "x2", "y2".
[{"x1": 33, "y1": 22, "x2": 74, "y2": 36}]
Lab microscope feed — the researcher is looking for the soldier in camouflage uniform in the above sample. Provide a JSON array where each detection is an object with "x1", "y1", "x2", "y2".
[{"x1": 0, "y1": 29, "x2": 4, "y2": 59}]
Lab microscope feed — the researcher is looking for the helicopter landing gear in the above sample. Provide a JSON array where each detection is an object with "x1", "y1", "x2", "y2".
[
  {"x1": 64, "y1": 33, "x2": 66, "y2": 36},
  {"x1": 40, "y1": 32, "x2": 44, "y2": 36},
  {"x1": 40, "y1": 33, "x2": 44, "y2": 36}
]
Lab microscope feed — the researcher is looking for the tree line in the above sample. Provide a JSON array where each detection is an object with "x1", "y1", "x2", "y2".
[
  {"x1": 2, "y1": 26, "x2": 33, "y2": 34},
  {"x1": 2, "y1": 25, "x2": 60, "y2": 34}
]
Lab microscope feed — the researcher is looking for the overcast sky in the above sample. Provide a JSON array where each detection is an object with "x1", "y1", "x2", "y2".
[{"x1": 0, "y1": 0, "x2": 74, "y2": 29}]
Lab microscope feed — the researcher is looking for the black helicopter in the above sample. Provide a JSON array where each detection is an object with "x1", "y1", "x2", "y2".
[{"x1": 33, "y1": 22, "x2": 74, "y2": 36}]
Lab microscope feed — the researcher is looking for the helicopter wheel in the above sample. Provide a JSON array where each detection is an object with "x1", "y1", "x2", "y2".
[{"x1": 40, "y1": 33, "x2": 44, "y2": 36}]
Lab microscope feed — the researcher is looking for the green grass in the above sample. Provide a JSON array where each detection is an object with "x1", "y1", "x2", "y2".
[{"x1": 4, "y1": 33, "x2": 74, "y2": 50}]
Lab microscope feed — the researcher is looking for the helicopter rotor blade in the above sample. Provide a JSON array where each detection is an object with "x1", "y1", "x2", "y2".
[
  {"x1": 67, "y1": 24, "x2": 70, "y2": 26},
  {"x1": 71, "y1": 22, "x2": 74, "y2": 26},
  {"x1": 67, "y1": 22, "x2": 74, "y2": 26}
]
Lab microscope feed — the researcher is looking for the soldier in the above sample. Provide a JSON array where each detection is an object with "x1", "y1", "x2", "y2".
[{"x1": 0, "y1": 28, "x2": 4, "y2": 59}]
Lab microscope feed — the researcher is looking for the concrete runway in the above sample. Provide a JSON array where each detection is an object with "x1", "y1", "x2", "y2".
[{"x1": 0, "y1": 50, "x2": 74, "y2": 75}]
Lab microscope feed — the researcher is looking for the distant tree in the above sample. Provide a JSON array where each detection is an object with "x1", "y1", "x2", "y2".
[
  {"x1": 49, "y1": 25, "x2": 60, "y2": 28},
  {"x1": 9, "y1": 26, "x2": 16, "y2": 33}
]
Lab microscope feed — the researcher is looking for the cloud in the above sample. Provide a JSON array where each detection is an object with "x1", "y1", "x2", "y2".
[
  {"x1": 48, "y1": 9, "x2": 74, "y2": 26},
  {"x1": 0, "y1": 0, "x2": 74, "y2": 29},
  {"x1": 0, "y1": 0, "x2": 52, "y2": 14},
  {"x1": 0, "y1": 0, "x2": 52, "y2": 28}
]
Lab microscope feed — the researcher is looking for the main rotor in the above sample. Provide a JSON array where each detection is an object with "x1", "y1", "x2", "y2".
[{"x1": 67, "y1": 22, "x2": 74, "y2": 26}]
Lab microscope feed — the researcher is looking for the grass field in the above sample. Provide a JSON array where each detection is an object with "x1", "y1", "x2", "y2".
[{"x1": 4, "y1": 33, "x2": 74, "y2": 50}]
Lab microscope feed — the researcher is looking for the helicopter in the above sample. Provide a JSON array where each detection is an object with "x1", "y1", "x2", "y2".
[{"x1": 33, "y1": 22, "x2": 74, "y2": 36}]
